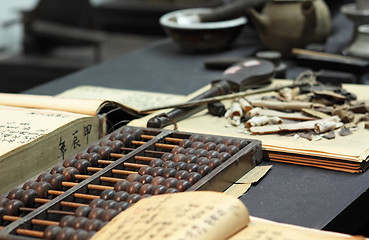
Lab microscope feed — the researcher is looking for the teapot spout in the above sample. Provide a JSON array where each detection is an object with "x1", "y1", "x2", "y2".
[{"x1": 247, "y1": 8, "x2": 268, "y2": 33}]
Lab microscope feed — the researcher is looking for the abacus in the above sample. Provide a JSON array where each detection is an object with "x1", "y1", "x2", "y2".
[{"x1": 0, "y1": 126, "x2": 262, "y2": 240}]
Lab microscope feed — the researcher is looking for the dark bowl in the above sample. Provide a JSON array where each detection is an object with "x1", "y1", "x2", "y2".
[{"x1": 159, "y1": 8, "x2": 247, "y2": 53}]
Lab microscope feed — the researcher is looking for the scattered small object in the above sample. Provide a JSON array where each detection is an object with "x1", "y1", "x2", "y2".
[{"x1": 339, "y1": 127, "x2": 353, "y2": 136}]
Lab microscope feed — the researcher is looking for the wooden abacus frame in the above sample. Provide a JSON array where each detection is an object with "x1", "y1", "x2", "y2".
[{"x1": 0, "y1": 127, "x2": 262, "y2": 240}]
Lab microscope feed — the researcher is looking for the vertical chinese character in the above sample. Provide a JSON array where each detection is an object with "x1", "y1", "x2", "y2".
[
  {"x1": 59, "y1": 137, "x2": 67, "y2": 159},
  {"x1": 84, "y1": 124, "x2": 92, "y2": 143},
  {"x1": 72, "y1": 130, "x2": 81, "y2": 149}
]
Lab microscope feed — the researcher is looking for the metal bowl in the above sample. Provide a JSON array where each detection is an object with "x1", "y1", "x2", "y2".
[{"x1": 159, "y1": 8, "x2": 247, "y2": 52}]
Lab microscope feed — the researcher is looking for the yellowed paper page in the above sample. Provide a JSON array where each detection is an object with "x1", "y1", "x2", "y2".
[
  {"x1": 56, "y1": 85, "x2": 184, "y2": 112},
  {"x1": 92, "y1": 191, "x2": 249, "y2": 240},
  {"x1": 224, "y1": 183, "x2": 252, "y2": 197},
  {"x1": 229, "y1": 216, "x2": 365, "y2": 240},
  {"x1": 0, "y1": 93, "x2": 103, "y2": 116},
  {"x1": 0, "y1": 106, "x2": 92, "y2": 155}
]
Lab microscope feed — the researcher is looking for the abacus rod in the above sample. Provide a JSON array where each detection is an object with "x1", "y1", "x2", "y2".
[
  {"x1": 140, "y1": 135, "x2": 182, "y2": 143},
  {"x1": 34, "y1": 198, "x2": 88, "y2": 208},
  {"x1": 19, "y1": 207, "x2": 74, "y2": 216},
  {"x1": 0, "y1": 227, "x2": 44, "y2": 238},
  {"x1": 3, "y1": 215, "x2": 58, "y2": 227}
]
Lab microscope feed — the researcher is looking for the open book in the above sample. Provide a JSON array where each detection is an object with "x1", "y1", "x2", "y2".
[
  {"x1": 92, "y1": 191, "x2": 364, "y2": 240},
  {"x1": 130, "y1": 80, "x2": 369, "y2": 173},
  {"x1": 0, "y1": 86, "x2": 183, "y2": 194}
]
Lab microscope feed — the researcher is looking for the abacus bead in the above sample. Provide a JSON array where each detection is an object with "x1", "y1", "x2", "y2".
[
  {"x1": 88, "y1": 208, "x2": 105, "y2": 219},
  {"x1": 204, "y1": 142, "x2": 216, "y2": 151},
  {"x1": 195, "y1": 149, "x2": 208, "y2": 158},
  {"x1": 191, "y1": 141, "x2": 204, "y2": 150},
  {"x1": 20, "y1": 189, "x2": 39, "y2": 207},
  {"x1": 99, "y1": 139, "x2": 112, "y2": 147},
  {"x1": 100, "y1": 209, "x2": 119, "y2": 222},
  {"x1": 100, "y1": 189, "x2": 116, "y2": 200},
  {"x1": 175, "y1": 170, "x2": 189, "y2": 180},
  {"x1": 114, "y1": 180, "x2": 130, "y2": 192},
  {"x1": 215, "y1": 143, "x2": 227, "y2": 152},
  {"x1": 84, "y1": 219, "x2": 103, "y2": 232},
  {"x1": 86, "y1": 231, "x2": 97, "y2": 240},
  {"x1": 200, "y1": 135, "x2": 215, "y2": 143},
  {"x1": 62, "y1": 158, "x2": 77, "y2": 168},
  {"x1": 151, "y1": 167, "x2": 164, "y2": 177},
  {"x1": 37, "y1": 172, "x2": 52, "y2": 182},
  {"x1": 126, "y1": 194, "x2": 142, "y2": 204},
  {"x1": 223, "y1": 137, "x2": 235, "y2": 146},
  {"x1": 208, "y1": 158, "x2": 222, "y2": 169},
  {"x1": 101, "y1": 200, "x2": 119, "y2": 210},
  {"x1": 151, "y1": 176, "x2": 165, "y2": 186},
  {"x1": 149, "y1": 159, "x2": 164, "y2": 168},
  {"x1": 5, "y1": 199, "x2": 24, "y2": 216},
  {"x1": 163, "y1": 178, "x2": 178, "y2": 189},
  {"x1": 171, "y1": 146, "x2": 185, "y2": 155},
  {"x1": 138, "y1": 166, "x2": 153, "y2": 176},
  {"x1": 0, "y1": 207, "x2": 7, "y2": 225},
  {"x1": 75, "y1": 152, "x2": 89, "y2": 160},
  {"x1": 126, "y1": 182, "x2": 142, "y2": 194},
  {"x1": 113, "y1": 191, "x2": 129, "y2": 202},
  {"x1": 186, "y1": 163, "x2": 200, "y2": 173},
  {"x1": 70, "y1": 229, "x2": 89, "y2": 240},
  {"x1": 84, "y1": 153, "x2": 100, "y2": 167},
  {"x1": 55, "y1": 227, "x2": 75, "y2": 240},
  {"x1": 161, "y1": 153, "x2": 174, "y2": 161},
  {"x1": 73, "y1": 217, "x2": 89, "y2": 229},
  {"x1": 62, "y1": 167, "x2": 79, "y2": 182},
  {"x1": 206, "y1": 150, "x2": 219, "y2": 159},
  {"x1": 89, "y1": 198, "x2": 105, "y2": 209},
  {"x1": 50, "y1": 166, "x2": 65, "y2": 175},
  {"x1": 120, "y1": 126, "x2": 133, "y2": 134},
  {"x1": 74, "y1": 159, "x2": 92, "y2": 175},
  {"x1": 49, "y1": 173, "x2": 66, "y2": 190},
  {"x1": 198, "y1": 165, "x2": 212, "y2": 177},
  {"x1": 226, "y1": 145, "x2": 239, "y2": 155},
  {"x1": 138, "y1": 175, "x2": 153, "y2": 184},
  {"x1": 131, "y1": 128, "x2": 144, "y2": 140},
  {"x1": 187, "y1": 172, "x2": 202, "y2": 185},
  {"x1": 175, "y1": 180, "x2": 192, "y2": 192},
  {"x1": 162, "y1": 161, "x2": 175, "y2": 169},
  {"x1": 152, "y1": 185, "x2": 167, "y2": 195},
  {"x1": 43, "y1": 225, "x2": 61, "y2": 240},
  {"x1": 141, "y1": 194, "x2": 152, "y2": 199},
  {"x1": 87, "y1": 145, "x2": 100, "y2": 153},
  {"x1": 175, "y1": 162, "x2": 188, "y2": 171},
  {"x1": 172, "y1": 154, "x2": 186, "y2": 163},
  {"x1": 178, "y1": 139, "x2": 192, "y2": 148},
  {"x1": 218, "y1": 152, "x2": 232, "y2": 162},
  {"x1": 110, "y1": 140, "x2": 124, "y2": 153},
  {"x1": 197, "y1": 157, "x2": 210, "y2": 166},
  {"x1": 22, "y1": 180, "x2": 38, "y2": 190},
  {"x1": 185, "y1": 155, "x2": 198, "y2": 164},
  {"x1": 34, "y1": 181, "x2": 52, "y2": 199},
  {"x1": 116, "y1": 201, "x2": 130, "y2": 211},
  {"x1": 213, "y1": 136, "x2": 224, "y2": 144},
  {"x1": 183, "y1": 148, "x2": 196, "y2": 156},
  {"x1": 75, "y1": 206, "x2": 92, "y2": 217},
  {"x1": 162, "y1": 168, "x2": 177, "y2": 178},
  {"x1": 7, "y1": 188, "x2": 24, "y2": 200},
  {"x1": 109, "y1": 132, "x2": 123, "y2": 141},
  {"x1": 0, "y1": 197, "x2": 9, "y2": 207},
  {"x1": 122, "y1": 133, "x2": 134, "y2": 147},
  {"x1": 234, "y1": 139, "x2": 247, "y2": 149},
  {"x1": 98, "y1": 146, "x2": 113, "y2": 160},
  {"x1": 126, "y1": 173, "x2": 141, "y2": 183},
  {"x1": 189, "y1": 134, "x2": 202, "y2": 142},
  {"x1": 59, "y1": 215, "x2": 76, "y2": 227},
  {"x1": 166, "y1": 188, "x2": 180, "y2": 194},
  {"x1": 138, "y1": 184, "x2": 155, "y2": 195}
]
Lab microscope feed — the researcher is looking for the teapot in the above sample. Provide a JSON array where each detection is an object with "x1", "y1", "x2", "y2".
[{"x1": 247, "y1": 0, "x2": 331, "y2": 55}]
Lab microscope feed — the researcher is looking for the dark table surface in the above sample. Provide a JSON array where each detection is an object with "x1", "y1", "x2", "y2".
[{"x1": 24, "y1": 0, "x2": 369, "y2": 236}]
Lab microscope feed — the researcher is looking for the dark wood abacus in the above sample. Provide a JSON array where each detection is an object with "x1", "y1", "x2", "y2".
[{"x1": 0, "y1": 126, "x2": 262, "y2": 240}]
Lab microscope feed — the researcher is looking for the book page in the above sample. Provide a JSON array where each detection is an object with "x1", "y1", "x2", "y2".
[
  {"x1": 0, "y1": 106, "x2": 92, "y2": 156},
  {"x1": 92, "y1": 191, "x2": 249, "y2": 240},
  {"x1": 229, "y1": 216, "x2": 365, "y2": 240},
  {"x1": 56, "y1": 85, "x2": 184, "y2": 112},
  {"x1": 130, "y1": 81, "x2": 369, "y2": 163}
]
